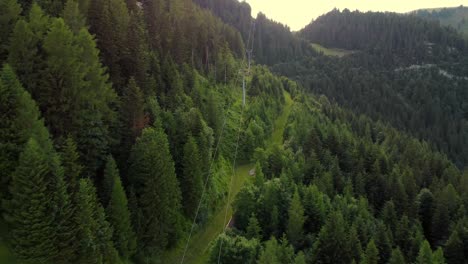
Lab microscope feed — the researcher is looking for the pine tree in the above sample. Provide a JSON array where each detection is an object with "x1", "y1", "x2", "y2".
[
  {"x1": 105, "y1": 157, "x2": 137, "y2": 260},
  {"x1": 128, "y1": 126, "x2": 182, "y2": 256},
  {"x1": 389, "y1": 248, "x2": 405, "y2": 264},
  {"x1": 3, "y1": 139, "x2": 58, "y2": 263},
  {"x1": 37, "y1": 0, "x2": 66, "y2": 16},
  {"x1": 102, "y1": 155, "x2": 119, "y2": 206},
  {"x1": 444, "y1": 230, "x2": 464, "y2": 264},
  {"x1": 253, "y1": 161, "x2": 265, "y2": 187},
  {"x1": 416, "y1": 240, "x2": 433, "y2": 264},
  {"x1": 246, "y1": 214, "x2": 262, "y2": 239},
  {"x1": 416, "y1": 189, "x2": 434, "y2": 240},
  {"x1": 0, "y1": 0, "x2": 21, "y2": 63},
  {"x1": 124, "y1": 8, "x2": 151, "y2": 93},
  {"x1": 312, "y1": 211, "x2": 353, "y2": 264},
  {"x1": 118, "y1": 78, "x2": 146, "y2": 171},
  {"x1": 432, "y1": 247, "x2": 445, "y2": 264},
  {"x1": 0, "y1": 64, "x2": 51, "y2": 203},
  {"x1": 181, "y1": 135, "x2": 203, "y2": 218},
  {"x1": 62, "y1": 0, "x2": 86, "y2": 34},
  {"x1": 348, "y1": 225, "x2": 363, "y2": 263},
  {"x1": 59, "y1": 136, "x2": 82, "y2": 196},
  {"x1": 53, "y1": 152, "x2": 79, "y2": 263},
  {"x1": 374, "y1": 223, "x2": 392, "y2": 264},
  {"x1": 8, "y1": 3, "x2": 50, "y2": 95},
  {"x1": 75, "y1": 178, "x2": 118, "y2": 263},
  {"x1": 287, "y1": 188, "x2": 306, "y2": 247},
  {"x1": 361, "y1": 239, "x2": 379, "y2": 264},
  {"x1": 258, "y1": 238, "x2": 280, "y2": 264},
  {"x1": 87, "y1": 0, "x2": 130, "y2": 90},
  {"x1": 73, "y1": 26, "x2": 117, "y2": 176}
]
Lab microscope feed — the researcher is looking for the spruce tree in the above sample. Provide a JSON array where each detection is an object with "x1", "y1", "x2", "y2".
[
  {"x1": 444, "y1": 230, "x2": 465, "y2": 264},
  {"x1": 181, "y1": 135, "x2": 203, "y2": 218},
  {"x1": 361, "y1": 239, "x2": 379, "y2": 264},
  {"x1": 128, "y1": 126, "x2": 182, "y2": 256},
  {"x1": 389, "y1": 248, "x2": 405, "y2": 264},
  {"x1": 125, "y1": 8, "x2": 151, "y2": 93},
  {"x1": 87, "y1": 0, "x2": 129, "y2": 90},
  {"x1": 8, "y1": 3, "x2": 50, "y2": 95},
  {"x1": 53, "y1": 153, "x2": 79, "y2": 263},
  {"x1": 105, "y1": 156, "x2": 137, "y2": 260},
  {"x1": 258, "y1": 238, "x2": 280, "y2": 264},
  {"x1": 3, "y1": 139, "x2": 58, "y2": 263},
  {"x1": 59, "y1": 136, "x2": 82, "y2": 196},
  {"x1": 75, "y1": 178, "x2": 118, "y2": 263},
  {"x1": 246, "y1": 214, "x2": 262, "y2": 239},
  {"x1": 62, "y1": 0, "x2": 86, "y2": 33},
  {"x1": 416, "y1": 189, "x2": 434, "y2": 240},
  {"x1": 0, "y1": 0, "x2": 21, "y2": 63},
  {"x1": 0, "y1": 64, "x2": 51, "y2": 203},
  {"x1": 287, "y1": 188, "x2": 306, "y2": 247},
  {"x1": 102, "y1": 155, "x2": 119, "y2": 206},
  {"x1": 312, "y1": 211, "x2": 353, "y2": 264},
  {"x1": 118, "y1": 77, "x2": 146, "y2": 172},
  {"x1": 416, "y1": 240, "x2": 433, "y2": 264},
  {"x1": 432, "y1": 247, "x2": 445, "y2": 264}
]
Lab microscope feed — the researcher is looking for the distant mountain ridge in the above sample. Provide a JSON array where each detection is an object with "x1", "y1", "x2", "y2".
[{"x1": 413, "y1": 5, "x2": 468, "y2": 37}]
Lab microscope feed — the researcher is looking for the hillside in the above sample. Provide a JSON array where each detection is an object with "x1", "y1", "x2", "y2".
[
  {"x1": 413, "y1": 6, "x2": 468, "y2": 37},
  {"x1": 276, "y1": 9, "x2": 468, "y2": 168},
  {"x1": 0, "y1": 0, "x2": 467, "y2": 264}
]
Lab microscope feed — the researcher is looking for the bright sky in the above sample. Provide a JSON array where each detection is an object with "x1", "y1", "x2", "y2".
[{"x1": 241, "y1": 0, "x2": 468, "y2": 31}]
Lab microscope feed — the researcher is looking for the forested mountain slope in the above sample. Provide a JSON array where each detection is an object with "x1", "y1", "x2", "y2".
[
  {"x1": 414, "y1": 6, "x2": 468, "y2": 37},
  {"x1": 299, "y1": 9, "x2": 467, "y2": 67},
  {"x1": 0, "y1": 0, "x2": 467, "y2": 264},
  {"x1": 274, "y1": 10, "x2": 468, "y2": 168},
  {"x1": 193, "y1": 0, "x2": 315, "y2": 65}
]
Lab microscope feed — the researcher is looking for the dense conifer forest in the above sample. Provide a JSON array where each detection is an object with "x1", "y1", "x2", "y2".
[{"x1": 0, "y1": 0, "x2": 467, "y2": 263}]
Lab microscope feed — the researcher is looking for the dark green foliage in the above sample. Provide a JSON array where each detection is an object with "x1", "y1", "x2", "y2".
[
  {"x1": 417, "y1": 189, "x2": 435, "y2": 241},
  {"x1": 59, "y1": 136, "x2": 82, "y2": 197},
  {"x1": 0, "y1": 64, "x2": 52, "y2": 203},
  {"x1": 389, "y1": 248, "x2": 406, "y2": 264},
  {"x1": 105, "y1": 156, "x2": 137, "y2": 259},
  {"x1": 62, "y1": 0, "x2": 86, "y2": 33},
  {"x1": 361, "y1": 239, "x2": 379, "y2": 264},
  {"x1": 102, "y1": 155, "x2": 119, "y2": 207},
  {"x1": 257, "y1": 237, "x2": 299, "y2": 264},
  {"x1": 415, "y1": 6, "x2": 468, "y2": 37},
  {"x1": 312, "y1": 211, "x2": 354, "y2": 264},
  {"x1": 444, "y1": 220, "x2": 468, "y2": 264},
  {"x1": 181, "y1": 135, "x2": 203, "y2": 218},
  {"x1": 3, "y1": 139, "x2": 58, "y2": 263},
  {"x1": 1, "y1": 0, "x2": 467, "y2": 262},
  {"x1": 287, "y1": 188, "x2": 306, "y2": 247},
  {"x1": 8, "y1": 5, "x2": 118, "y2": 177},
  {"x1": 0, "y1": 0, "x2": 21, "y2": 63},
  {"x1": 75, "y1": 178, "x2": 118, "y2": 263},
  {"x1": 300, "y1": 9, "x2": 466, "y2": 64},
  {"x1": 192, "y1": 0, "x2": 315, "y2": 65},
  {"x1": 87, "y1": 0, "x2": 129, "y2": 90},
  {"x1": 416, "y1": 240, "x2": 433, "y2": 264},
  {"x1": 209, "y1": 234, "x2": 259, "y2": 264},
  {"x1": 128, "y1": 127, "x2": 182, "y2": 256},
  {"x1": 245, "y1": 214, "x2": 261, "y2": 239}
]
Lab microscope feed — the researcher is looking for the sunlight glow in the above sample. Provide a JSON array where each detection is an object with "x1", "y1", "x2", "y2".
[{"x1": 241, "y1": 0, "x2": 468, "y2": 30}]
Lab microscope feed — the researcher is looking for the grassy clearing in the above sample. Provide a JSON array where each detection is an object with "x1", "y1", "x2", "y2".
[
  {"x1": 165, "y1": 90, "x2": 294, "y2": 264},
  {"x1": 271, "y1": 90, "x2": 294, "y2": 145},
  {"x1": 163, "y1": 164, "x2": 253, "y2": 264},
  {"x1": 311, "y1": 43, "x2": 354, "y2": 57}
]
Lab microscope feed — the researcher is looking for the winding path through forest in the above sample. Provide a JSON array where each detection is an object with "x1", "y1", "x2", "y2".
[{"x1": 165, "y1": 90, "x2": 293, "y2": 264}]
